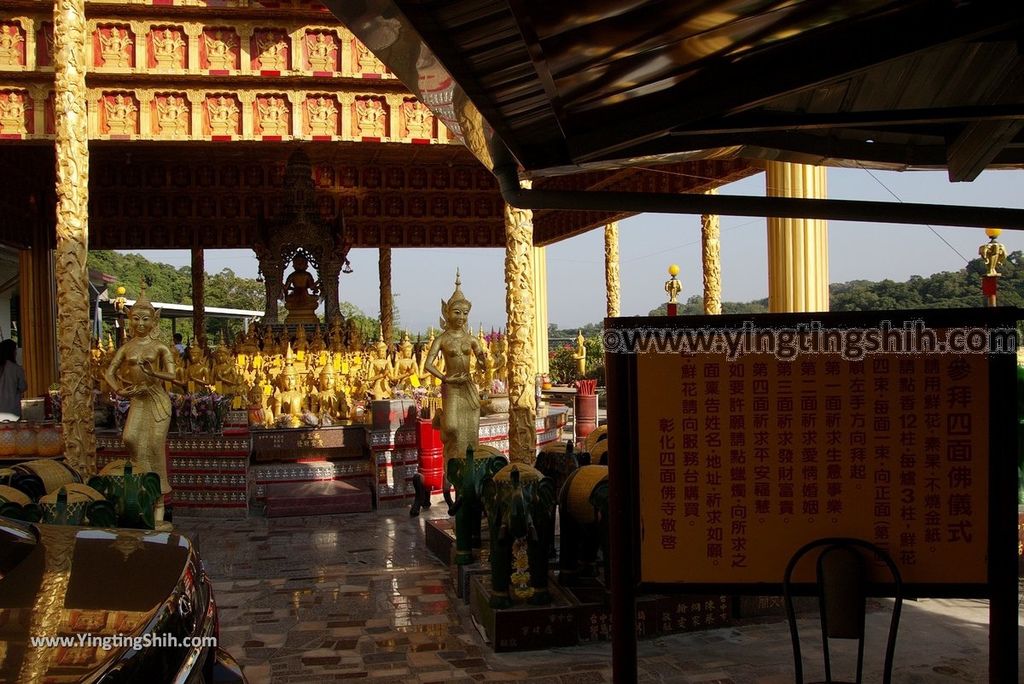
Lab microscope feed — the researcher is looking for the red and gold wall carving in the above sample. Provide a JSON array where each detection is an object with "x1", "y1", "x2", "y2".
[{"x1": 0, "y1": 9, "x2": 419, "y2": 143}]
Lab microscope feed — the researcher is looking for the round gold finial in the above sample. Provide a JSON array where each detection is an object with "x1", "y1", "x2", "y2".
[
  {"x1": 116, "y1": 286, "x2": 126, "y2": 295},
  {"x1": 668, "y1": 264, "x2": 680, "y2": 276},
  {"x1": 985, "y1": 228, "x2": 1002, "y2": 239}
]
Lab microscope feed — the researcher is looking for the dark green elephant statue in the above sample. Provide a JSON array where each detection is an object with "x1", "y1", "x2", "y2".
[
  {"x1": 483, "y1": 462, "x2": 556, "y2": 608},
  {"x1": 446, "y1": 445, "x2": 508, "y2": 565},
  {"x1": 557, "y1": 464, "x2": 610, "y2": 586},
  {"x1": 88, "y1": 461, "x2": 162, "y2": 530},
  {"x1": 533, "y1": 440, "x2": 579, "y2": 558}
]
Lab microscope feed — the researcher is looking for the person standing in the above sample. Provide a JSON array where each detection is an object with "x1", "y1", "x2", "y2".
[{"x1": 0, "y1": 339, "x2": 27, "y2": 419}]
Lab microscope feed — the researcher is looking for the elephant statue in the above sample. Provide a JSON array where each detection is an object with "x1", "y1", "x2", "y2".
[
  {"x1": 533, "y1": 440, "x2": 580, "y2": 557},
  {"x1": 483, "y1": 462, "x2": 556, "y2": 608},
  {"x1": 558, "y1": 464, "x2": 610, "y2": 586},
  {"x1": 446, "y1": 445, "x2": 508, "y2": 565},
  {"x1": 88, "y1": 460, "x2": 162, "y2": 530}
]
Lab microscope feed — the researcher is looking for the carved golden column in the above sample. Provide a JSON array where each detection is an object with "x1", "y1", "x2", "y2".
[
  {"x1": 191, "y1": 247, "x2": 205, "y2": 346},
  {"x1": 18, "y1": 244, "x2": 57, "y2": 398},
  {"x1": 379, "y1": 247, "x2": 393, "y2": 343},
  {"x1": 701, "y1": 188, "x2": 722, "y2": 314},
  {"x1": 604, "y1": 221, "x2": 620, "y2": 317},
  {"x1": 766, "y1": 162, "x2": 829, "y2": 312},
  {"x1": 505, "y1": 183, "x2": 536, "y2": 464},
  {"x1": 54, "y1": 0, "x2": 96, "y2": 475},
  {"x1": 532, "y1": 245, "x2": 549, "y2": 375}
]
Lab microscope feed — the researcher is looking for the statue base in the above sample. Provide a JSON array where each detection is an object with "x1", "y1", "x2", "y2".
[{"x1": 282, "y1": 308, "x2": 319, "y2": 325}]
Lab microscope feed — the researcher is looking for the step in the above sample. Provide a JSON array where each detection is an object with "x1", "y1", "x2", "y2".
[{"x1": 264, "y1": 479, "x2": 373, "y2": 517}]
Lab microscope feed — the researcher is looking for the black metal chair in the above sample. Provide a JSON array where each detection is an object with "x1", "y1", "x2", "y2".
[{"x1": 783, "y1": 538, "x2": 903, "y2": 684}]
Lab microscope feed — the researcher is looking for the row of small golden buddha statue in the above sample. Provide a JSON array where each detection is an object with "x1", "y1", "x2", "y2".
[{"x1": 90, "y1": 317, "x2": 509, "y2": 430}]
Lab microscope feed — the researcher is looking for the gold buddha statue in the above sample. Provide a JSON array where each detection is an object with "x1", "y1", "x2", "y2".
[
  {"x1": 282, "y1": 254, "x2": 320, "y2": 324},
  {"x1": 489, "y1": 333, "x2": 507, "y2": 388},
  {"x1": 310, "y1": 325, "x2": 327, "y2": 354},
  {"x1": 392, "y1": 332, "x2": 420, "y2": 394},
  {"x1": 312, "y1": 364, "x2": 347, "y2": 424},
  {"x1": 185, "y1": 339, "x2": 213, "y2": 393},
  {"x1": 212, "y1": 343, "x2": 244, "y2": 404},
  {"x1": 273, "y1": 351, "x2": 306, "y2": 428},
  {"x1": 366, "y1": 336, "x2": 394, "y2": 401},
  {"x1": 102, "y1": 285, "x2": 180, "y2": 522},
  {"x1": 572, "y1": 330, "x2": 587, "y2": 378},
  {"x1": 294, "y1": 323, "x2": 309, "y2": 355},
  {"x1": 423, "y1": 271, "x2": 488, "y2": 463}
]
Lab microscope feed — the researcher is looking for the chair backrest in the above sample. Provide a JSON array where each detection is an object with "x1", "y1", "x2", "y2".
[{"x1": 783, "y1": 537, "x2": 903, "y2": 684}]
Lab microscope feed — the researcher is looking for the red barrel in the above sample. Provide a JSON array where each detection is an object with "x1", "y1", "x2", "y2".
[
  {"x1": 417, "y1": 418, "x2": 444, "y2": 492},
  {"x1": 574, "y1": 393, "x2": 598, "y2": 443}
]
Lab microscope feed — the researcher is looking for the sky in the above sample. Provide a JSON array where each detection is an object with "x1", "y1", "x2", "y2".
[{"x1": 131, "y1": 166, "x2": 1024, "y2": 334}]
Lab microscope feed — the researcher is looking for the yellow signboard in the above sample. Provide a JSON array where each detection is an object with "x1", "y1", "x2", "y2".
[{"x1": 637, "y1": 349, "x2": 989, "y2": 585}]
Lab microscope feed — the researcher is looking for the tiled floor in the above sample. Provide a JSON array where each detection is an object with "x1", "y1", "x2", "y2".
[{"x1": 176, "y1": 506, "x2": 1018, "y2": 683}]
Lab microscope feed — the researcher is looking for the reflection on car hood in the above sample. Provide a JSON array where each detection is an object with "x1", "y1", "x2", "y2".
[{"x1": 0, "y1": 523, "x2": 192, "y2": 683}]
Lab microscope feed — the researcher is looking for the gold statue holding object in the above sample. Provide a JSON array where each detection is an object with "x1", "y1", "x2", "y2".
[
  {"x1": 665, "y1": 263, "x2": 681, "y2": 304},
  {"x1": 980, "y1": 228, "x2": 1008, "y2": 276},
  {"x1": 392, "y1": 332, "x2": 421, "y2": 394},
  {"x1": 103, "y1": 285, "x2": 180, "y2": 521},
  {"x1": 424, "y1": 271, "x2": 487, "y2": 463}
]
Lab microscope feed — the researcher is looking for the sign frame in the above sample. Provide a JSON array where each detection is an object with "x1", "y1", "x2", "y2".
[{"x1": 604, "y1": 307, "x2": 1019, "y2": 683}]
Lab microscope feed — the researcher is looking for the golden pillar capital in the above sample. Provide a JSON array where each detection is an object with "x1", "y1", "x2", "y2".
[
  {"x1": 604, "y1": 221, "x2": 620, "y2": 317},
  {"x1": 766, "y1": 161, "x2": 829, "y2": 312},
  {"x1": 54, "y1": 0, "x2": 96, "y2": 475},
  {"x1": 505, "y1": 181, "x2": 536, "y2": 464},
  {"x1": 701, "y1": 188, "x2": 722, "y2": 315}
]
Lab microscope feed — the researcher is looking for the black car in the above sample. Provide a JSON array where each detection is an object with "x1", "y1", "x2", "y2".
[{"x1": 0, "y1": 516, "x2": 246, "y2": 683}]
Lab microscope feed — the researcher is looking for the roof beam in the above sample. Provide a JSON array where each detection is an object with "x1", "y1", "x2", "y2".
[
  {"x1": 946, "y1": 119, "x2": 1024, "y2": 182},
  {"x1": 671, "y1": 104, "x2": 1024, "y2": 136},
  {"x1": 565, "y1": 3, "x2": 1024, "y2": 164}
]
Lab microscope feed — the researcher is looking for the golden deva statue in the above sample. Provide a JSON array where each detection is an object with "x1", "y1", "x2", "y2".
[
  {"x1": 392, "y1": 332, "x2": 420, "y2": 394},
  {"x1": 423, "y1": 271, "x2": 487, "y2": 463},
  {"x1": 185, "y1": 339, "x2": 213, "y2": 393},
  {"x1": 366, "y1": 336, "x2": 394, "y2": 400},
  {"x1": 103, "y1": 285, "x2": 179, "y2": 521}
]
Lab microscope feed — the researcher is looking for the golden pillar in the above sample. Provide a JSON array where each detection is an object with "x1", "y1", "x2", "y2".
[
  {"x1": 18, "y1": 245, "x2": 57, "y2": 398},
  {"x1": 701, "y1": 188, "x2": 722, "y2": 315},
  {"x1": 53, "y1": 0, "x2": 95, "y2": 475},
  {"x1": 379, "y1": 247, "x2": 393, "y2": 343},
  {"x1": 766, "y1": 162, "x2": 829, "y2": 312},
  {"x1": 532, "y1": 245, "x2": 549, "y2": 375},
  {"x1": 604, "y1": 221, "x2": 620, "y2": 317},
  {"x1": 191, "y1": 247, "x2": 205, "y2": 346},
  {"x1": 504, "y1": 184, "x2": 536, "y2": 464}
]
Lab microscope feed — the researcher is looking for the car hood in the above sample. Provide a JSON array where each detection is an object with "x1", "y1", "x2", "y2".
[{"x1": 0, "y1": 522, "x2": 193, "y2": 683}]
